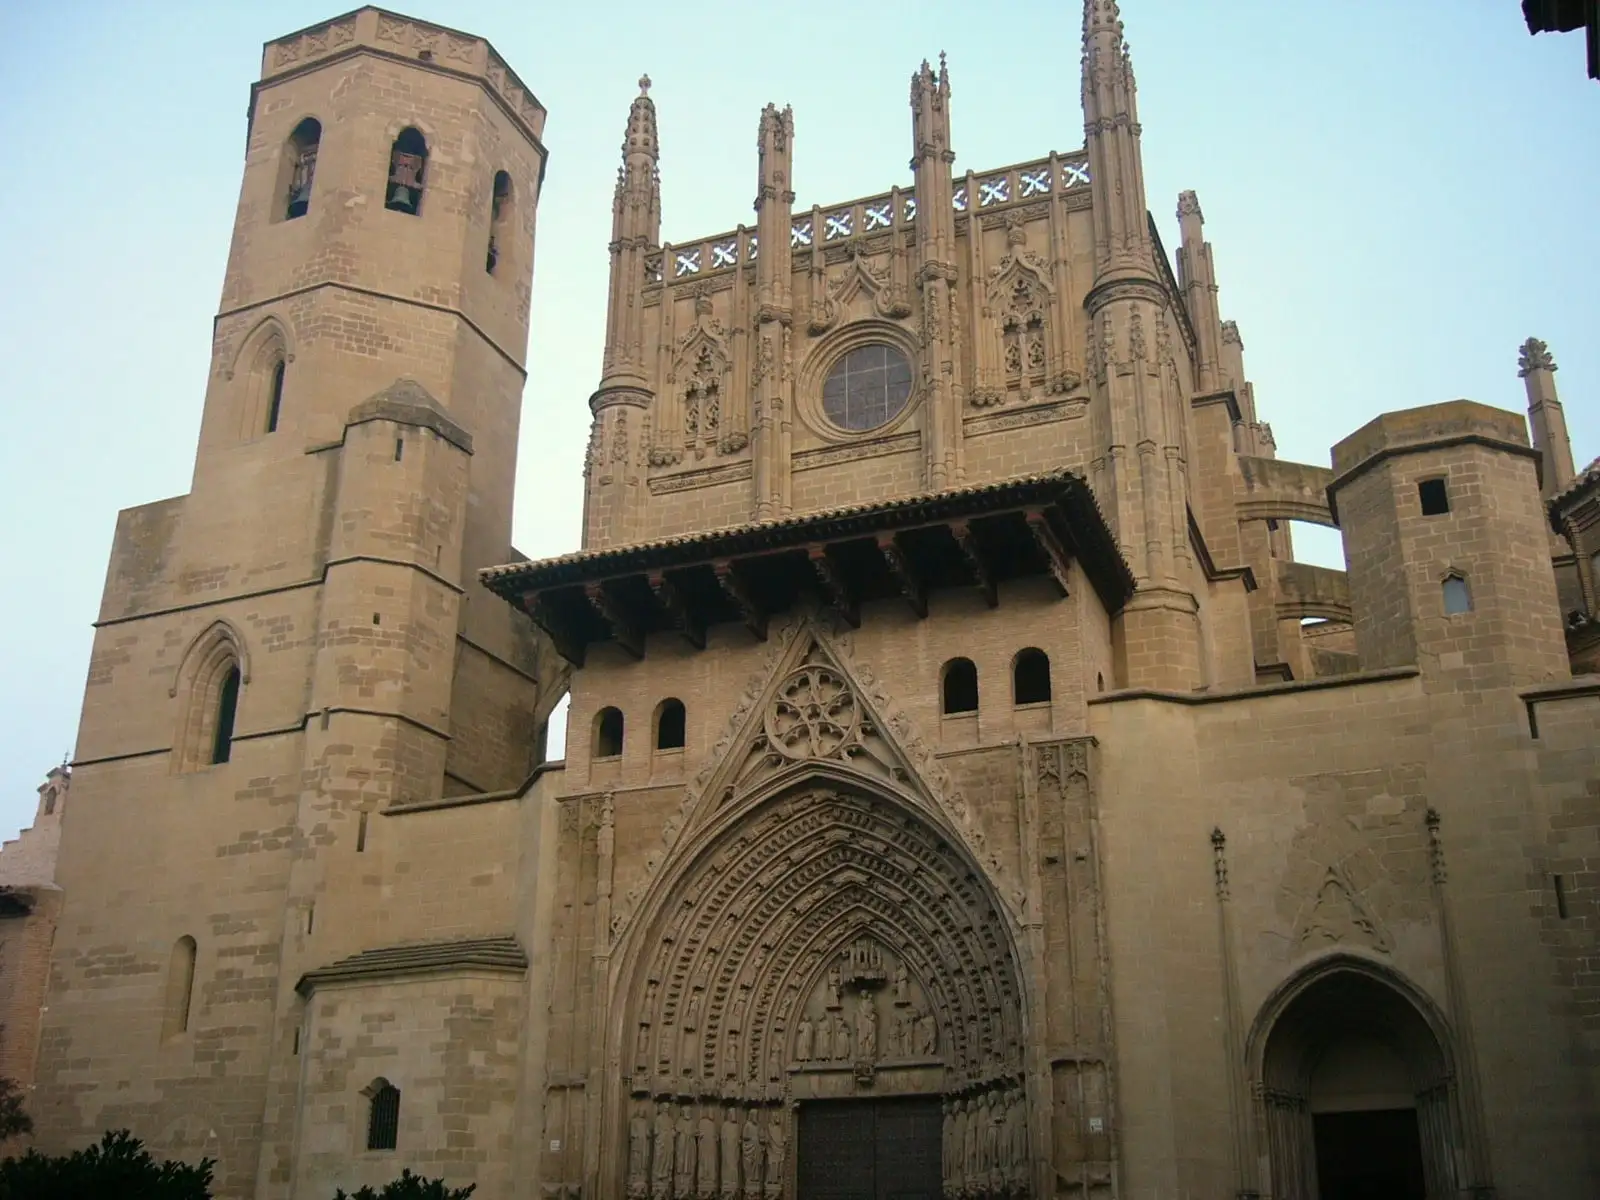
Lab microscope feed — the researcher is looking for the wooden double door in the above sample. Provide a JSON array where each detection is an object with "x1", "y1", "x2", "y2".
[{"x1": 796, "y1": 1097, "x2": 943, "y2": 1200}]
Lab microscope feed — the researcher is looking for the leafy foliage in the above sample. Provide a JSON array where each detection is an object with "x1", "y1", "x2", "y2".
[
  {"x1": 334, "y1": 1170, "x2": 477, "y2": 1200},
  {"x1": 0, "y1": 1129, "x2": 214, "y2": 1199},
  {"x1": 0, "y1": 1079, "x2": 31, "y2": 1140}
]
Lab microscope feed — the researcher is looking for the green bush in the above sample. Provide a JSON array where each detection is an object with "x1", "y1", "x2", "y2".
[
  {"x1": 0, "y1": 1078, "x2": 31, "y2": 1140},
  {"x1": 334, "y1": 1169, "x2": 476, "y2": 1200},
  {"x1": 0, "y1": 1129, "x2": 214, "y2": 1199}
]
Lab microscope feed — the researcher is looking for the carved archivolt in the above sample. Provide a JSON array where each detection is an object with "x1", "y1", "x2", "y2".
[{"x1": 608, "y1": 611, "x2": 1023, "y2": 948}]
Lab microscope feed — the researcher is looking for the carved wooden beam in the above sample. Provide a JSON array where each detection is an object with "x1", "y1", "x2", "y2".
[
  {"x1": 528, "y1": 593, "x2": 586, "y2": 667},
  {"x1": 649, "y1": 570, "x2": 705, "y2": 650},
  {"x1": 713, "y1": 559, "x2": 767, "y2": 642},
  {"x1": 876, "y1": 533, "x2": 927, "y2": 618},
  {"x1": 808, "y1": 546, "x2": 859, "y2": 627},
  {"x1": 584, "y1": 581, "x2": 644, "y2": 659},
  {"x1": 950, "y1": 520, "x2": 997, "y2": 608},
  {"x1": 1025, "y1": 511, "x2": 1073, "y2": 597}
]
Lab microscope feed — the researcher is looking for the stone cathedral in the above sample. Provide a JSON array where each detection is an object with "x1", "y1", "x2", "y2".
[{"x1": 25, "y1": 4, "x2": 1600, "y2": 1200}]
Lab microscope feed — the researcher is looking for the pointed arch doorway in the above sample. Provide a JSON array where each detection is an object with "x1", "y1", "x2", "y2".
[
  {"x1": 614, "y1": 778, "x2": 1031, "y2": 1199},
  {"x1": 1254, "y1": 958, "x2": 1464, "y2": 1200}
]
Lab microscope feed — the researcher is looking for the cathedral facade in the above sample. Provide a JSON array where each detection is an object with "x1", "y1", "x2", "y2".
[{"x1": 27, "y1": 5, "x2": 1600, "y2": 1200}]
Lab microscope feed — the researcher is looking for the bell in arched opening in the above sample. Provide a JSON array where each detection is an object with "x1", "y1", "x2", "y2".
[{"x1": 385, "y1": 126, "x2": 428, "y2": 215}]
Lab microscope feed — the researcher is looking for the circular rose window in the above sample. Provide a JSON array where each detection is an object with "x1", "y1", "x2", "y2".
[{"x1": 820, "y1": 343, "x2": 914, "y2": 432}]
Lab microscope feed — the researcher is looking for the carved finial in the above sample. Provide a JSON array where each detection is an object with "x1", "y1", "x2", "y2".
[
  {"x1": 638, "y1": 74, "x2": 651, "y2": 95},
  {"x1": 1176, "y1": 190, "x2": 1202, "y2": 222},
  {"x1": 938, "y1": 50, "x2": 949, "y2": 89},
  {"x1": 1517, "y1": 337, "x2": 1556, "y2": 377}
]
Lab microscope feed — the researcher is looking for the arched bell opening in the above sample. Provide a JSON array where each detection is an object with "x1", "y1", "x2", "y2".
[
  {"x1": 611, "y1": 776, "x2": 1032, "y2": 1199},
  {"x1": 1251, "y1": 956, "x2": 1464, "y2": 1200}
]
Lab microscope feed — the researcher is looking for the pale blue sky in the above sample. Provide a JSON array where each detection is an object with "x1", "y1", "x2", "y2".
[{"x1": 0, "y1": 2, "x2": 1594, "y2": 842}]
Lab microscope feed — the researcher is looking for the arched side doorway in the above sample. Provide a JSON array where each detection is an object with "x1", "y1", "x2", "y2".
[
  {"x1": 613, "y1": 781, "x2": 1030, "y2": 1200},
  {"x1": 1252, "y1": 957, "x2": 1462, "y2": 1200}
]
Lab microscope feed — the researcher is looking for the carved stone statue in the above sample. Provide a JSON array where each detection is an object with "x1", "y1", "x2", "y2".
[
  {"x1": 893, "y1": 1009, "x2": 910, "y2": 1059},
  {"x1": 765, "y1": 1112, "x2": 787, "y2": 1197},
  {"x1": 855, "y1": 992, "x2": 877, "y2": 1061},
  {"x1": 834, "y1": 1011, "x2": 853, "y2": 1060},
  {"x1": 894, "y1": 960, "x2": 909, "y2": 1004},
  {"x1": 950, "y1": 1100, "x2": 968, "y2": 1194},
  {"x1": 720, "y1": 1107, "x2": 741, "y2": 1198},
  {"x1": 942, "y1": 1098, "x2": 958, "y2": 1196},
  {"x1": 652, "y1": 1104, "x2": 675, "y2": 1199},
  {"x1": 826, "y1": 964, "x2": 842, "y2": 1007},
  {"x1": 675, "y1": 1105, "x2": 696, "y2": 1198},
  {"x1": 685, "y1": 990, "x2": 702, "y2": 1030},
  {"x1": 741, "y1": 1113, "x2": 763, "y2": 1198},
  {"x1": 982, "y1": 1092, "x2": 1002, "y2": 1188},
  {"x1": 917, "y1": 1010, "x2": 938, "y2": 1056},
  {"x1": 794, "y1": 1014, "x2": 813, "y2": 1062},
  {"x1": 628, "y1": 1102, "x2": 651, "y2": 1198},
  {"x1": 697, "y1": 1107, "x2": 718, "y2": 1198},
  {"x1": 1007, "y1": 1089, "x2": 1028, "y2": 1184},
  {"x1": 815, "y1": 1009, "x2": 832, "y2": 1060},
  {"x1": 636, "y1": 1021, "x2": 651, "y2": 1064},
  {"x1": 962, "y1": 1097, "x2": 980, "y2": 1180}
]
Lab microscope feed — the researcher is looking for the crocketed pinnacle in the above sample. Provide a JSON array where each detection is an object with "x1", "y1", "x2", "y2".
[
  {"x1": 622, "y1": 73, "x2": 658, "y2": 168},
  {"x1": 1083, "y1": 0, "x2": 1124, "y2": 36}
]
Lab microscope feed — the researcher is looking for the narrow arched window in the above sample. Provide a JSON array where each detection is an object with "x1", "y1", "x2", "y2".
[
  {"x1": 211, "y1": 665, "x2": 241, "y2": 764},
  {"x1": 385, "y1": 127, "x2": 428, "y2": 215},
  {"x1": 1013, "y1": 647, "x2": 1052, "y2": 705},
  {"x1": 265, "y1": 359, "x2": 286, "y2": 433},
  {"x1": 285, "y1": 117, "x2": 321, "y2": 220},
  {"x1": 365, "y1": 1079, "x2": 400, "y2": 1151},
  {"x1": 941, "y1": 658, "x2": 978, "y2": 715},
  {"x1": 594, "y1": 706, "x2": 624, "y2": 759},
  {"x1": 487, "y1": 170, "x2": 511, "y2": 274},
  {"x1": 655, "y1": 698, "x2": 686, "y2": 750},
  {"x1": 162, "y1": 935, "x2": 197, "y2": 1040},
  {"x1": 1442, "y1": 574, "x2": 1472, "y2": 615}
]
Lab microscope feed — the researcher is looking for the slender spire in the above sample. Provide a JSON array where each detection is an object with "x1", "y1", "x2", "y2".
[
  {"x1": 1519, "y1": 337, "x2": 1576, "y2": 498},
  {"x1": 1081, "y1": 0, "x2": 1152, "y2": 283},
  {"x1": 600, "y1": 75, "x2": 662, "y2": 386},
  {"x1": 1176, "y1": 190, "x2": 1226, "y2": 393}
]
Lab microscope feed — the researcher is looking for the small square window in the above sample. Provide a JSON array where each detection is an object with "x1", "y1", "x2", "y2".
[{"x1": 1418, "y1": 478, "x2": 1449, "y2": 516}]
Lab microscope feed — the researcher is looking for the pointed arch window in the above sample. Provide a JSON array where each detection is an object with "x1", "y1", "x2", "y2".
[
  {"x1": 175, "y1": 624, "x2": 249, "y2": 772},
  {"x1": 941, "y1": 658, "x2": 979, "y2": 715},
  {"x1": 284, "y1": 117, "x2": 321, "y2": 220},
  {"x1": 162, "y1": 935, "x2": 197, "y2": 1040},
  {"x1": 385, "y1": 127, "x2": 428, "y2": 215},
  {"x1": 1012, "y1": 647, "x2": 1052, "y2": 705},
  {"x1": 1441, "y1": 573, "x2": 1472, "y2": 616},
  {"x1": 364, "y1": 1078, "x2": 400, "y2": 1151},
  {"x1": 487, "y1": 170, "x2": 511, "y2": 273}
]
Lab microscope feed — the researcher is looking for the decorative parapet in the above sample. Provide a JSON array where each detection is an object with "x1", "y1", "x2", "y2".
[
  {"x1": 648, "y1": 152, "x2": 1091, "y2": 287},
  {"x1": 256, "y1": 7, "x2": 547, "y2": 147}
]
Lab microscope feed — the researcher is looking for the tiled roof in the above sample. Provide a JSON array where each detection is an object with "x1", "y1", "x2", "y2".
[
  {"x1": 295, "y1": 934, "x2": 526, "y2": 994},
  {"x1": 1549, "y1": 454, "x2": 1600, "y2": 522},
  {"x1": 480, "y1": 468, "x2": 1134, "y2": 609}
]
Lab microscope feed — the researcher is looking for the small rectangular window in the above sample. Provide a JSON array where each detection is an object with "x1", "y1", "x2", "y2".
[
  {"x1": 1554, "y1": 874, "x2": 1569, "y2": 920},
  {"x1": 394, "y1": 438, "x2": 404, "y2": 462},
  {"x1": 1418, "y1": 478, "x2": 1450, "y2": 516},
  {"x1": 357, "y1": 810, "x2": 369, "y2": 853}
]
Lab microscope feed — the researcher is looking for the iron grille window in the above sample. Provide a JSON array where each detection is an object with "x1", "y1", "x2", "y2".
[{"x1": 367, "y1": 1082, "x2": 400, "y2": 1151}]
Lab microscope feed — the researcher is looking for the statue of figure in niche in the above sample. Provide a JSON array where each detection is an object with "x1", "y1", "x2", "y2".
[
  {"x1": 674, "y1": 1104, "x2": 695, "y2": 1198},
  {"x1": 893, "y1": 1009, "x2": 912, "y2": 1059},
  {"x1": 894, "y1": 960, "x2": 910, "y2": 1004},
  {"x1": 720, "y1": 1106, "x2": 741, "y2": 1199},
  {"x1": 825, "y1": 964, "x2": 842, "y2": 1008},
  {"x1": 794, "y1": 1015, "x2": 813, "y2": 1062},
  {"x1": 764, "y1": 1112, "x2": 787, "y2": 1197},
  {"x1": 834, "y1": 1012, "x2": 853, "y2": 1061},
  {"x1": 627, "y1": 1101, "x2": 651, "y2": 1198},
  {"x1": 962, "y1": 1097, "x2": 980, "y2": 1178},
  {"x1": 697, "y1": 1107, "x2": 718, "y2": 1199},
  {"x1": 652, "y1": 1104, "x2": 675, "y2": 1199},
  {"x1": 916, "y1": 1010, "x2": 938, "y2": 1056},
  {"x1": 741, "y1": 1113, "x2": 763, "y2": 1197},
  {"x1": 982, "y1": 1093, "x2": 1002, "y2": 1186},
  {"x1": 855, "y1": 992, "x2": 877, "y2": 1061}
]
